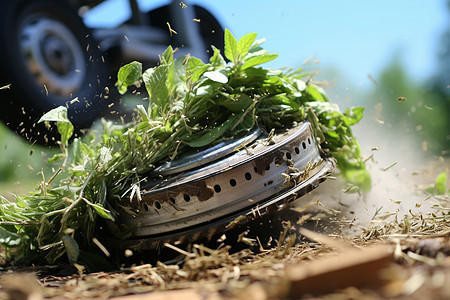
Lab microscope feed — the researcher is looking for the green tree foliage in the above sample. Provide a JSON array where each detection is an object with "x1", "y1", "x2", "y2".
[
  {"x1": 0, "y1": 123, "x2": 53, "y2": 183},
  {"x1": 428, "y1": 0, "x2": 450, "y2": 152},
  {"x1": 368, "y1": 53, "x2": 449, "y2": 155},
  {"x1": 365, "y1": 1, "x2": 450, "y2": 155}
]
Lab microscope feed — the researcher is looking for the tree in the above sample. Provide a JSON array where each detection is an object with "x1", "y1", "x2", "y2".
[
  {"x1": 427, "y1": 0, "x2": 450, "y2": 154},
  {"x1": 369, "y1": 54, "x2": 448, "y2": 155}
]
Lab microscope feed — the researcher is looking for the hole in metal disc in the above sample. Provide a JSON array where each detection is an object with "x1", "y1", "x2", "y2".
[
  {"x1": 214, "y1": 184, "x2": 222, "y2": 193},
  {"x1": 183, "y1": 194, "x2": 191, "y2": 202},
  {"x1": 230, "y1": 179, "x2": 237, "y2": 187},
  {"x1": 245, "y1": 172, "x2": 252, "y2": 181},
  {"x1": 154, "y1": 201, "x2": 162, "y2": 209}
]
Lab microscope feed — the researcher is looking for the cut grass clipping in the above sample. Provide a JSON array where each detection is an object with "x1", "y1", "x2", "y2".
[{"x1": 0, "y1": 30, "x2": 370, "y2": 266}]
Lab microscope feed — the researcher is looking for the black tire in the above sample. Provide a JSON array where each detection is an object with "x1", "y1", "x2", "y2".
[
  {"x1": 193, "y1": 5, "x2": 225, "y2": 53},
  {"x1": 0, "y1": 0, "x2": 110, "y2": 144}
]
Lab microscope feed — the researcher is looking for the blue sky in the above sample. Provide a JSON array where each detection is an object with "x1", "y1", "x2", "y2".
[{"x1": 85, "y1": 0, "x2": 448, "y2": 88}]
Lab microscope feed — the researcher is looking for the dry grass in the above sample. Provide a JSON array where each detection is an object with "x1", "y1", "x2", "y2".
[
  {"x1": 0, "y1": 191, "x2": 449, "y2": 299},
  {"x1": 1, "y1": 155, "x2": 449, "y2": 300}
]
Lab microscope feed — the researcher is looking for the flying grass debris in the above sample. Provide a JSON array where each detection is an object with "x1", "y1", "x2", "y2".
[
  {"x1": 0, "y1": 30, "x2": 369, "y2": 265},
  {"x1": 381, "y1": 162, "x2": 398, "y2": 171}
]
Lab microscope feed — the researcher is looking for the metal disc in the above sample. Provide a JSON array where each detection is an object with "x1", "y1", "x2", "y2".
[
  {"x1": 111, "y1": 121, "x2": 335, "y2": 247},
  {"x1": 153, "y1": 127, "x2": 261, "y2": 176}
]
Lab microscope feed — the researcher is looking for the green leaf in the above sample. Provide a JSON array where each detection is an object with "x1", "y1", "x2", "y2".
[
  {"x1": 38, "y1": 106, "x2": 74, "y2": 145},
  {"x1": 186, "y1": 57, "x2": 209, "y2": 83},
  {"x1": 325, "y1": 129, "x2": 340, "y2": 139},
  {"x1": 436, "y1": 172, "x2": 448, "y2": 195},
  {"x1": 342, "y1": 107, "x2": 365, "y2": 126},
  {"x1": 204, "y1": 70, "x2": 228, "y2": 83},
  {"x1": 48, "y1": 153, "x2": 65, "y2": 163},
  {"x1": 0, "y1": 226, "x2": 22, "y2": 247},
  {"x1": 72, "y1": 138, "x2": 95, "y2": 165},
  {"x1": 143, "y1": 64, "x2": 170, "y2": 116},
  {"x1": 248, "y1": 38, "x2": 266, "y2": 53},
  {"x1": 136, "y1": 104, "x2": 150, "y2": 122},
  {"x1": 233, "y1": 111, "x2": 255, "y2": 134},
  {"x1": 293, "y1": 79, "x2": 307, "y2": 92},
  {"x1": 306, "y1": 108, "x2": 325, "y2": 143},
  {"x1": 219, "y1": 94, "x2": 253, "y2": 112},
  {"x1": 115, "y1": 61, "x2": 142, "y2": 94},
  {"x1": 38, "y1": 106, "x2": 70, "y2": 123},
  {"x1": 90, "y1": 203, "x2": 113, "y2": 220},
  {"x1": 57, "y1": 121, "x2": 74, "y2": 145},
  {"x1": 173, "y1": 56, "x2": 187, "y2": 85},
  {"x1": 186, "y1": 57, "x2": 205, "y2": 73},
  {"x1": 186, "y1": 115, "x2": 238, "y2": 148},
  {"x1": 224, "y1": 28, "x2": 238, "y2": 63},
  {"x1": 162, "y1": 46, "x2": 175, "y2": 91},
  {"x1": 70, "y1": 165, "x2": 88, "y2": 177},
  {"x1": 190, "y1": 65, "x2": 210, "y2": 83},
  {"x1": 237, "y1": 32, "x2": 257, "y2": 58},
  {"x1": 241, "y1": 54, "x2": 278, "y2": 70},
  {"x1": 240, "y1": 67, "x2": 269, "y2": 84},
  {"x1": 209, "y1": 45, "x2": 226, "y2": 67},
  {"x1": 62, "y1": 234, "x2": 79, "y2": 264},
  {"x1": 262, "y1": 94, "x2": 299, "y2": 110},
  {"x1": 305, "y1": 85, "x2": 328, "y2": 102},
  {"x1": 195, "y1": 81, "x2": 222, "y2": 97},
  {"x1": 160, "y1": 45, "x2": 174, "y2": 65}
]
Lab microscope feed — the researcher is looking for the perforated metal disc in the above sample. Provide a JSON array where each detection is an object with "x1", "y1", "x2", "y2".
[{"x1": 111, "y1": 121, "x2": 335, "y2": 248}]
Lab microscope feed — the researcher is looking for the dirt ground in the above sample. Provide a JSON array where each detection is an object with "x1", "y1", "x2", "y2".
[
  {"x1": 2, "y1": 222, "x2": 450, "y2": 300},
  {"x1": 1, "y1": 156, "x2": 449, "y2": 300}
]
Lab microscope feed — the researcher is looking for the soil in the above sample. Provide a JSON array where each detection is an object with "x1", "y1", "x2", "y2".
[
  {"x1": 2, "y1": 232, "x2": 450, "y2": 300},
  {"x1": 1, "y1": 157, "x2": 449, "y2": 300}
]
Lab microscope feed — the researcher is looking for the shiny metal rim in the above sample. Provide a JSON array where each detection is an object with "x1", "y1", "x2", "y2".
[
  {"x1": 113, "y1": 122, "x2": 335, "y2": 243},
  {"x1": 154, "y1": 127, "x2": 262, "y2": 176}
]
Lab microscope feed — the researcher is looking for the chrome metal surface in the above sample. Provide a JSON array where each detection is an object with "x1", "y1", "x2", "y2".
[
  {"x1": 20, "y1": 16, "x2": 85, "y2": 96},
  {"x1": 154, "y1": 127, "x2": 262, "y2": 176},
  {"x1": 113, "y1": 121, "x2": 335, "y2": 244}
]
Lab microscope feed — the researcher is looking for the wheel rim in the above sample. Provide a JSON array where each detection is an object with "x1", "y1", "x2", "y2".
[
  {"x1": 115, "y1": 122, "x2": 335, "y2": 241},
  {"x1": 154, "y1": 127, "x2": 262, "y2": 176},
  {"x1": 19, "y1": 15, "x2": 86, "y2": 97}
]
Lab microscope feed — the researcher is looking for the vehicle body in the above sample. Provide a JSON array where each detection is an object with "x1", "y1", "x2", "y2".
[{"x1": 0, "y1": 0, "x2": 224, "y2": 143}]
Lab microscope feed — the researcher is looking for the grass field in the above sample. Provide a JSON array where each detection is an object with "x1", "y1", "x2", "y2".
[{"x1": 0, "y1": 123, "x2": 55, "y2": 199}]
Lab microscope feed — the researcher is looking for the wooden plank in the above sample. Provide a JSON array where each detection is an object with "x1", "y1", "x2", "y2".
[{"x1": 284, "y1": 244, "x2": 394, "y2": 297}]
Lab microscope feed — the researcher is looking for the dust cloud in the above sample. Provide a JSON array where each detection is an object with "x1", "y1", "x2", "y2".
[{"x1": 294, "y1": 111, "x2": 448, "y2": 236}]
